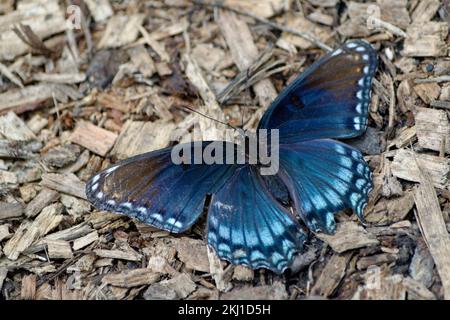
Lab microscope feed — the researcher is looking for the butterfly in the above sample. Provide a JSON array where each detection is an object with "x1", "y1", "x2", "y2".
[{"x1": 86, "y1": 40, "x2": 377, "y2": 274}]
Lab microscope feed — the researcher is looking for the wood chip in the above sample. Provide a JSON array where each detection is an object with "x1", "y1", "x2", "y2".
[
  {"x1": 102, "y1": 268, "x2": 160, "y2": 288},
  {"x1": 0, "y1": 202, "x2": 24, "y2": 220},
  {"x1": 94, "y1": 248, "x2": 142, "y2": 262},
  {"x1": 41, "y1": 173, "x2": 87, "y2": 200},
  {"x1": 0, "y1": 0, "x2": 66, "y2": 61},
  {"x1": 111, "y1": 120, "x2": 174, "y2": 160},
  {"x1": 3, "y1": 203, "x2": 64, "y2": 260},
  {"x1": 356, "y1": 253, "x2": 398, "y2": 270},
  {"x1": 98, "y1": 14, "x2": 145, "y2": 48},
  {"x1": 0, "y1": 267, "x2": 7, "y2": 292},
  {"x1": 25, "y1": 188, "x2": 60, "y2": 218},
  {"x1": 0, "y1": 84, "x2": 54, "y2": 115},
  {"x1": 26, "y1": 222, "x2": 93, "y2": 254},
  {"x1": 223, "y1": 0, "x2": 284, "y2": 18},
  {"x1": 21, "y1": 274, "x2": 37, "y2": 300},
  {"x1": 411, "y1": 0, "x2": 441, "y2": 23},
  {"x1": 409, "y1": 239, "x2": 434, "y2": 288},
  {"x1": 46, "y1": 239, "x2": 73, "y2": 259},
  {"x1": 415, "y1": 107, "x2": 450, "y2": 153},
  {"x1": 232, "y1": 265, "x2": 254, "y2": 282},
  {"x1": 402, "y1": 276, "x2": 436, "y2": 300},
  {"x1": 414, "y1": 83, "x2": 441, "y2": 104},
  {"x1": 207, "y1": 246, "x2": 233, "y2": 292},
  {"x1": 311, "y1": 253, "x2": 352, "y2": 297},
  {"x1": 0, "y1": 224, "x2": 11, "y2": 242},
  {"x1": 316, "y1": 221, "x2": 379, "y2": 253},
  {"x1": 72, "y1": 231, "x2": 99, "y2": 251},
  {"x1": 143, "y1": 273, "x2": 196, "y2": 300},
  {"x1": 281, "y1": 14, "x2": 331, "y2": 49},
  {"x1": 70, "y1": 121, "x2": 117, "y2": 157},
  {"x1": 413, "y1": 164, "x2": 450, "y2": 299},
  {"x1": 0, "y1": 111, "x2": 36, "y2": 140},
  {"x1": 84, "y1": 0, "x2": 113, "y2": 22},
  {"x1": 221, "y1": 281, "x2": 287, "y2": 300},
  {"x1": 352, "y1": 268, "x2": 406, "y2": 300},
  {"x1": 218, "y1": 10, "x2": 277, "y2": 110},
  {"x1": 403, "y1": 22, "x2": 449, "y2": 57},
  {"x1": 391, "y1": 149, "x2": 449, "y2": 189},
  {"x1": 175, "y1": 238, "x2": 210, "y2": 273}
]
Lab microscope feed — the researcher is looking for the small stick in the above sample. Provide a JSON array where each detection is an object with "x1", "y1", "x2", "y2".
[{"x1": 415, "y1": 76, "x2": 450, "y2": 84}]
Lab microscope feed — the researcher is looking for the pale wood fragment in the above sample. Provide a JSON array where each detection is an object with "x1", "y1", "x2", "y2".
[
  {"x1": 127, "y1": 45, "x2": 156, "y2": 77},
  {"x1": 411, "y1": 0, "x2": 442, "y2": 24},
  {"x1": 414, "y1": 83, "x2": 441, "y2": 104},
  {"x1": 98, "y1": 14, "x2": 145, "y2": 48},
  {"x1": 21, "y1": 274, "x2": 37, "y2": 300},
  {"x1": 70, "y1": 121, "x2": 117, "y2": 157},
  {"x1": 0, "y1": 202, "x2": 24, "y2": 220},
  {"x1": 281, "y1": 14, "x2": 332, "y2": 49},
  {"x1": 72, "y1": 231, "x2": 99, "y2": 251},
  {"x1": 41, "y1": 173, "x2": 87, "y2": 200},
  {"x1": 32, "y1": 72, "x2": 86, "y2": 84},
  {"x1": 94, "y1": 249, "x2": 142, "y2": 262},
  {"x1": 84, "y1": 0, "x2": 113, "y2": 22},
  {"x1": 175, "y1": 238, "x2": 210, "y2": 273},
  {"x1": 25, "y1": 188, "x2": 60, "y2": 218},
  {"x1": 415, "y1": 107, "x2": 450, "y2": 153},
  {"x1": 232, "y1": 265, "x2": 254, "y2": 282},
  {"x1": 46, "y1": 239, "x2": 73, "y2": 259},
  {"x1": 316, "y1": 221, "x2": 379, "y2": 253},
  {"x1": 0, "y1": 0, "x2": 66, "y2": 61},
  {"x1": 0, "y1": 225, "x2": 10, "y2": 242},
  {"x1": 26, "y1": 223, "x2": 93, "y2": 254},
  {"x1": 111, "y1": 120, "x2": 175, "y2": 160},
  {"x1": 352, "y1": 267, "x2": 406, "y2": 300},
  {"x1": 3, "y1": 203, "x2": 64, "y2": 260},
  {"x1": 311, "y1": 253, "x2": 352, "y2": 297},
  {"x1": 0, "y1": 112, "x2": 36, "y2": 141},
  {"x1": 0, "y1": 267, "x2": 7, "y2": 292},
  {"x1": 414, "y1": 163, "x2": 450, "y2": 299},
  {"x1": 403, "y1": 22, "x2": 448, "y2": 57},
  {"x1": 391, "y1": 149, "x2": 449, "y2": 189},
  {"x1": 0, "y1": 140, "x2": 41, "y2": 159},
  {"x1": 217, "y1": 10, "x2": 277, "y2": 111},
  {"x1": 138, "y1": 26, "x2": 170, "y2": 62},
  {"x1": 102, "y1": 269, "x2": 160, "y2": 288},
  {"x1": 223, "y1": 0, "x2": 284, "y2": 18}
]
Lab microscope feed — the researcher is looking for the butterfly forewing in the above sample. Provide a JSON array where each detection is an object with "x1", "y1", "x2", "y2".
[{"x1": 258, "y1": 40, "x2": 377, "y2": 143}]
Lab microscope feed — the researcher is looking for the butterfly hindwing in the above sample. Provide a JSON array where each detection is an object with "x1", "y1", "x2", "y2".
[
  {"x1": 207, "y1": 166, "x2": 306, "y2": 273},
  {"x1": 278, "y1": 139, "x2": 373, "y2": 234},
  {"x1": 258, "y1": 40, "x2": 377, "y2": 143},
  {"x1": 86, "y1": 142, "x2": 235, "y2": 233}
]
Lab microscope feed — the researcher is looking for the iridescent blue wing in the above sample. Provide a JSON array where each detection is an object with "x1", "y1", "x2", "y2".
[
  {"x1": 278, "y1": 139, "x2": 373, "y2": 234},
  {"x1": 207, "y1": 165, "x2": 306, "y2": 273},
  {"x1": 258, "y1": 40, "x2": 377, "y2": 143},
  {"x1": 86, "y1": 142, "x2": 235, "y2": 233}
]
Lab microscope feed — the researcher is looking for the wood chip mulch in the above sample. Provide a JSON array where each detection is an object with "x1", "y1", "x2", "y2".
[{"x1": 0, "y1": 0, "x2": 449, "y2": 300}]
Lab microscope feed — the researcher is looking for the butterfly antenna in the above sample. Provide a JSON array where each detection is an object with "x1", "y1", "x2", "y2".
[{"x1": 174, "y1": 104, "x2": 238, "y2": 131}]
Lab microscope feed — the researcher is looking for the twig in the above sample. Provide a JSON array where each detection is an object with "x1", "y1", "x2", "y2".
[
  {"x1": 368, "y1": 17, "x2": 407, "y2": 37},
  {"x1": 192, "y1": 0, "x2": 332, "y2": 52},
  {"x1": 415, "y1": 76, "x2": 450, "y2": 84},
  {"x1": 217, "y1": 46, "x2": 288, "y2": 104}
]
